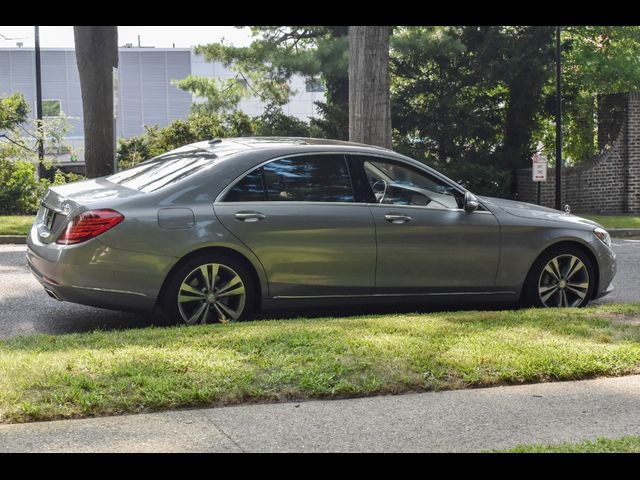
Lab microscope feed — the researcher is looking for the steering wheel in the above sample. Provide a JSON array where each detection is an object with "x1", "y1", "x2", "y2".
[{"x1": 371, "y1": 179, "x2": 388, "y2": 203}]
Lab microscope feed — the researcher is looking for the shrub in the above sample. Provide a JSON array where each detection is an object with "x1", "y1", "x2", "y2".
[
  {"x1": 0, "y1": 160, "x2": 44, "y2": 215},
  {"x1": 0, "y1": 160, "x2": 85, "y2": 215},
  {"x1": 117, "y1": 111, "x2": 260, "y2": 170},
  {"x1": 256, "y1": 106, "x2": 311, "y2": 137},
  {"x1": 51, "y1": 168, "x2": 84, "y2": 186}
]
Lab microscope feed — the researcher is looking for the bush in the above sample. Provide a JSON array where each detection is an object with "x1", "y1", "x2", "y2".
[
  {"x1": 117, "y1": 111, "x2": 260, "y2": 170},
  {"x1": 256, "y1": 106, "x2": 311, "y2": 137},
  {"x1": 0, "y1": 160, "x2": 44, "y2": 215},
  {"x1": 51, "y1": 168, "x2": 84, "y2": 186},
  {"x1": 0, "y1": 160, "x2": 85, "y2": 215}
]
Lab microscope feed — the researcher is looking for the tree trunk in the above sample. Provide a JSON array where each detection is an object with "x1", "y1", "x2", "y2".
[
  {"x1": 73, "y1": 26, "x2": 118, "y2": 178},
  {"x1": 348, "y1": 26, "x2": 391, "y2": 148}
]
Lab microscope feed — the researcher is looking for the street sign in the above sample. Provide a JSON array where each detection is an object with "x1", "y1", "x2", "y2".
[{"x1": 532, "y1": 153, "x2": 548, "y2": 182}]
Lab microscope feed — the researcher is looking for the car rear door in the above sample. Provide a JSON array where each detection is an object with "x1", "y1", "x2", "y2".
[{"x1": 214, "y1": 153, "x2": 377, "y2": 299}]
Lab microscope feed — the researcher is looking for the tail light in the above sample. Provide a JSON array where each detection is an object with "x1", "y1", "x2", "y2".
[{"x1": 56, "y1": 209, "x2": 124, "y2": 245}]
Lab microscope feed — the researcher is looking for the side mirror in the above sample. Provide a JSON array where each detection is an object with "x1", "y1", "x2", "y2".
[{"x1": 464, "y1": 191, "x2": 479, "y2": 213}]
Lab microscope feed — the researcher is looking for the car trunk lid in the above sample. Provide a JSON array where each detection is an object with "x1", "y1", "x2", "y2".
[{"x1": 35, "y1": 178, "x2": 141, "y2": 244}]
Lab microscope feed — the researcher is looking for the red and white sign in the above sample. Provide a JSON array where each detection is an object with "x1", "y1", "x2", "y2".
[{"x1": 532, "y1": 153, "x2": 548, "y2": 182}]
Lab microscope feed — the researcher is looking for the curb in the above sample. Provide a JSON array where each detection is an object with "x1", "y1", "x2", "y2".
[
  {"x1": 0, "y1": 235, "x2": 26, "y2": 245},
  {"x1": 609, "y1": 229, "x2": 640, "y2": 238}
]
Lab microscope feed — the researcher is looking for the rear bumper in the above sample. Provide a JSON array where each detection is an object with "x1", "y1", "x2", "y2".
[
  {"x1": 26, "y1": 226, "x2": 175, "y2": 313},
  {"x1": 27, "y1": 258, "x2": 156, "y2": 312}
]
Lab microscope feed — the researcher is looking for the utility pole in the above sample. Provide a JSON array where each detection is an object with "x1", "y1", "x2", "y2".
[
  {"x1": 554, "y1": 26, "x2": 563, "y2": 211},
  {"x1": 34, "y1": 26, "x2": 45, "y2": 178}
]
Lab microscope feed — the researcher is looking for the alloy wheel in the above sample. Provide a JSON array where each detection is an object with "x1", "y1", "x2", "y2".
[
  {"x1": 537, "y1": 254, "x2": 590, "y2": 307},
  {"x1": 177, "y1": 263, "x2": 246, "y2": 324}
]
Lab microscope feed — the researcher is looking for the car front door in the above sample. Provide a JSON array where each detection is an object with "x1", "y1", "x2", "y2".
[
  {"x1": 214, "y1": 154, "x2": 376, "y2": 298},
  {"x1": 348, "y1": 155, "x2": 501, "y2": 294}
]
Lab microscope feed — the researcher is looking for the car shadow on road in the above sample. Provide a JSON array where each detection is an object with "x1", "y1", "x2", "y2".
[
  {"x1": 6, "y1": 296, "x2": 519, "y2": 338},
  {"x1": 29, "y1": 308, "x2": 171, "y2": 336}
]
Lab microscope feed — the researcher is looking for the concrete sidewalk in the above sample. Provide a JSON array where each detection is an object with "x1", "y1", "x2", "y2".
[{"x1": 1, "y1": 375, "x2": 639, "y2": 452}]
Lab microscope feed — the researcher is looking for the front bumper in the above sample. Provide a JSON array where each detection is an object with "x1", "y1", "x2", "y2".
[{"x1": 593, "y1": 241, "x2": 616, "y2": 300}]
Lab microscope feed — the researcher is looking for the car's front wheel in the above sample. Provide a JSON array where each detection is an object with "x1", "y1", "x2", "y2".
[
  {"x1": 523, "y1": 246, "x2": 595, "y2": 308},
  {"x1": 162, "y1": 253, "x2": 256, "y2": 324}
]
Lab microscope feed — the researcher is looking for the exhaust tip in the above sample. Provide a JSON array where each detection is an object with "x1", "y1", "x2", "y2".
[{"x1": 44, "y1": 288, "x2": 60, "y2": 301}]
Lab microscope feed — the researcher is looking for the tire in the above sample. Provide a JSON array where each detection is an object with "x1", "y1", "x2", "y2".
[
  {"x1": 162, "y1": 252, "x2": 257, "y2": 325},
  {"x1": 522, "y1": 245, "x2": 596, "y2": 308}
]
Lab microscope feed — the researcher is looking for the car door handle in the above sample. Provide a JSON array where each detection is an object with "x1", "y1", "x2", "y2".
[
  {"x1": 234, "y1": 211, "x2": 266, "y2": 222},
  {"x1": 384, "y1": 213, "x2": 412, "y2": 224}
]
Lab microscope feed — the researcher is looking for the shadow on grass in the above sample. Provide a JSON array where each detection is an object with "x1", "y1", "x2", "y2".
[{"x1": 3, "y1": 300, "x2": 638, "y2": 356}]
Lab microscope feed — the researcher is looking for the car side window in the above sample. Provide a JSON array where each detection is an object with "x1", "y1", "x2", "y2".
[
  {"x1": 358, "y1": 157, "x2": 463, "y2": 210},
  {"x1": 222, "y1": 155, "x2": 355, "y2": 203},
  {"x1": 224, "y1": 168, "x2": 265, "y2": 202}
]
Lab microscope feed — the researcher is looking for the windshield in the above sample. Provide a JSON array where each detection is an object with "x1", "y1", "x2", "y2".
[{"x1": 107, "y1": 148, "x2": 217, "y2": 193}]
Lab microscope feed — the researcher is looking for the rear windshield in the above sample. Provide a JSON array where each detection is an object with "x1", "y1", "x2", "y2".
[{"x1": 107, "y1": 148, "x2": 218, "y2": 193}]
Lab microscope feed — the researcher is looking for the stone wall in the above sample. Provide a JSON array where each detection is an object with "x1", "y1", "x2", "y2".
[{"x1": 516, "y1": 92, "x2": 640, "y2": 214}]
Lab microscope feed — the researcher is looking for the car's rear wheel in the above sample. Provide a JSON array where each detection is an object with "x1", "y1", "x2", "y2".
[
  {"x1": 523, "y1": 246, "x2": 595, "y2": 308},
  {"x1": 162, "y1": 253, "x2": 256, "y2": 324}
]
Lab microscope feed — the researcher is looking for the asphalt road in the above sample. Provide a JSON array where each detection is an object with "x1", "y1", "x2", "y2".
[{"x1": 0, "y1": 240, "x2": 638, "y2": 340}]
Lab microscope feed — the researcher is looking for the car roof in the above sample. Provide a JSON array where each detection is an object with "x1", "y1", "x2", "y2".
[{"x1": 187, "y1": 136, "x2": 394, "y2": 155}]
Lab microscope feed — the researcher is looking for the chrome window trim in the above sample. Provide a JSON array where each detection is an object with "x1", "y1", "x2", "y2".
[
  {"x1": 218, "y1": 201, "x2": 371, "y2": 208},
  {"x1": 218, "y1": 200, "x2": 494, "y2": 215},
  {"x1": 367, "y1": 203, "x2": 494, "y2": 214}
]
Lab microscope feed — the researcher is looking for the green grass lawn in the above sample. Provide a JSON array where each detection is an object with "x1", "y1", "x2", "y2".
[
  {"x1": 1, "y1": 303, "x2": 640, "y2": 424},
  {"x1": 495, "y1": 435, "x2": 640, "y2": 453},
  {"x1": 580, "y1": 214, "x2": 640, "y2": 229},
  {"x1": 0, "y1": 216, "x2": 34, "y2": 235}
]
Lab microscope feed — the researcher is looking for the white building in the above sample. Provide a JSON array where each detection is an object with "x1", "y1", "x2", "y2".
[{"x1": 0, "y1": 46, "x2": 324, "y2": 162}]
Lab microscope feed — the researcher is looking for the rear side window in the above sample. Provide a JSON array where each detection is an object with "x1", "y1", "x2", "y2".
[
  {"x1": 224, "y1": 169, "x2": 265, "y2": 202},
  {"x1": 223, "y1": 155, "x2": 355, "y2": 203}
]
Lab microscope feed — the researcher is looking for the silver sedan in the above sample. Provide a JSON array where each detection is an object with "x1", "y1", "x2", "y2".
[{"x1": 26, "y1": 137, "x2": 616, "y2": 324}]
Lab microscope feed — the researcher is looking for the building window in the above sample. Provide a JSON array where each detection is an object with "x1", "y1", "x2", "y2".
[
  {"x1": 305, "y1": 78, "x2": 325, "y2": 93},
  {"x1": 42, "y1": 100, "x2": 61, "y2": 117}
]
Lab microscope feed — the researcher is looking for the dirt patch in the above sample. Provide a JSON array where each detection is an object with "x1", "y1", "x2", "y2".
[{"x1": 599, "y1": 313, "x2": 640, "y2": 326}]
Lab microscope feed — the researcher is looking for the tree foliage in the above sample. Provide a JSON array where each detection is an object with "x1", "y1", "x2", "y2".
[
  {"x1": 389, "y1": 26, "x2": 640, "y2": 196},
  {"x1": 0, "y1": 94, "x2": 85, "y2": 214},
  {"x1": 116, "y1": 109, "x2": 312, "y2": 169},
  {"x1": 173, "y1": 25, "x2": 640, "y2": 198},
  {"x1": 175, "y1": 26, "x2": 350, "y2": 139},
  {"x1": 1, "y1": 94, "x2": 77, "y2": 163},
  {"x1": 117, "y1": 111, "x2": 258, "y2": 169},
  {"x1": 0, "y1": 93, "x2": 29, "y2": 131},
  {"x1": 391, "y1": 26, "x2": 555, "y2": 196},
  {"x1": 536, "y1": 26, "x2": 640, "y2": 163}
]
